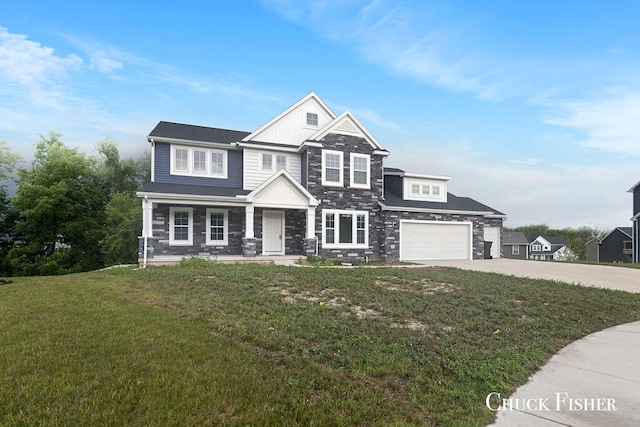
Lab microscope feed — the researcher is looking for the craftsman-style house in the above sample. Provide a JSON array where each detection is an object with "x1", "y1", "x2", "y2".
[{"x1": 137, "y1": 92, "x2": 505, "y2": 265}]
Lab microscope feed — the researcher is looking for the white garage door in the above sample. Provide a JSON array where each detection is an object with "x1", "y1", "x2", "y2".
[{"x1": 400, "y1": 221, "x2": 472, "y2": 261}]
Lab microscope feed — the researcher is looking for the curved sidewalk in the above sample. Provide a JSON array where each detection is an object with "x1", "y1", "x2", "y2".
[
  {"x1": 490, "y1": 321, "x2": 640, "y2": 426},
  {"x1": 411, "y1": 259, "x2": 640, "y2": 425}
]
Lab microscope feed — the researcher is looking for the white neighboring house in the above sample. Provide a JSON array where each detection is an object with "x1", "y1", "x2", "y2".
[{"x1": 528, "y1": 235, "x2": 577, "y2": 261}]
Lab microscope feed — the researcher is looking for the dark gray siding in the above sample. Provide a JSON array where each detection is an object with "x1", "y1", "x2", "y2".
[
  {"x1": 384, "y1": 175, "x2": 403, "y2": 199},
  {"x1": 634, "y1": 187, "x2": 640, "y2": 216},
  {"x1": 599, "y1": 229, "x2": 632, "y2": 263},
  {"x1": 154, "y1": 142, "x2": 242, "y2": 187}
]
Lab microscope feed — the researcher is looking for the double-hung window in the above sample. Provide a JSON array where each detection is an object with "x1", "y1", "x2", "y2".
[
  {"x1": 322, "y1": 150, "x2": 343, "y2": 186},
  {"x1": 350, "y1": 153, "x2": 370, "y2": 188},
  {"x1": 169, "y1": 207, "x2": 193, "y2": 246},
  {"x1": 323, "y1": 210, "x2": 368, "y2": 248},
  {"x1": 193, "y1": 150, "x2": 207, "y2": 174},
  {"x1": 174, "y1": 148, "x2": 189, "y2": 173},
  {"x1": 206, "y1": 209, "x2": 228, "y2": 246},
  {"x1": 170, "y1": 145, "x2": 227, "y2": 178},
  {"x1": 260, "y1": 153, "x2": 287, "y2": 172},
  {"x1": 512, "y1": 245, "x2": 520, "y2": 255}
]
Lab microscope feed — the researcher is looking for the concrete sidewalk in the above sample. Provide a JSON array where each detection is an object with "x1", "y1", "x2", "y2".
[
  {"x1": 411, "y1": 259, "x2": 640, "y2": 425},
  {"x1": 490, "y1": 321, "x2": 640, "y2": 426}
]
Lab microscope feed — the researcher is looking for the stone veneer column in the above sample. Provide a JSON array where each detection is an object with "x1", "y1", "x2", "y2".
[{"x1": 242, "y1": 238, "x2": 257, "y2": 257}]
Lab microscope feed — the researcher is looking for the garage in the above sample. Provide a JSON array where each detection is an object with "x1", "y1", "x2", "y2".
[
  {"x1": 483, "y1": 226, "x2": 501, "y2": 259},
  {"x1": 400, "y1": 220, "x2": 472, "y2": 261}
]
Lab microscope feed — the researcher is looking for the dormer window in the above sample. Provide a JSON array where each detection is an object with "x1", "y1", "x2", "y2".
[
  {"x1": 306, "y1": 112, "x2": 318, "y2": 127},
  {"x1": 170, "y1": 145, "x2": 227, "y2": 178}
]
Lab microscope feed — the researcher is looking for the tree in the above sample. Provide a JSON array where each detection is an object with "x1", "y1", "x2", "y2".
[
  {"x1": 0, "y1": 141, "x2": 21, "y2": 275},
  {"x1": 100, "y1": 193, "x2": 142, "y2": 265},
  {"x1": 97, "y1": 139, "x2": 149, "y2": 265},
  {"x1": 7, "y1": 133, "x2": 106, "y2": 275},
  {"x1": 0, "y1": 140, "x2": 20, "y2": 181}
]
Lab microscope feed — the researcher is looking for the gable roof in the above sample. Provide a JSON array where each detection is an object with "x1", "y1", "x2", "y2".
[
  {"x1": 502, "y1": 231, "x2": 529, "y2": 245},
  {"x1": 310, "y1": 110, "x2": 387, "y2": 152},
  {"x1": 149, "y1": 121, "x2": 250, "y2": 144},
  {"x1": 246, "y1": 169, "x2": 318, "y2": 208},
  {"x1": 599, "y1": 227, "x2": 633, "y2": 243},
  {"x1": 242, "y1": 92, "x2": 336, "y2": 145}
]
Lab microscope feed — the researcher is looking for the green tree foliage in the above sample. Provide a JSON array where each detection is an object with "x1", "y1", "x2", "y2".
[
  {"x1": 100, "y1": 193, "x2": 142, "y2": 265},
  {"x1": 0, "y1": 140, "x2": 21, "y2": 181},
  {"x1": 5, "y1": 133, "x2": 149, "y2": 275},
  {"x1": 8, "y1": 133, "x2": 105, "y2": 275},
  {"x1": 0, "y1": 141, "x2": 21, "y2": 275}
]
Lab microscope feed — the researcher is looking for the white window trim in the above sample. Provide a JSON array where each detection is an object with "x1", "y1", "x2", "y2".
[
  {"x1": 321, "y1": 150, "x2": 344, "y2": 187},
  {"x1": 170, "y1": 145, "x2": 228, "y2": 179},
  {"x1": 350, "y1": 153, "x2": 370, "y2": 189},
  {"x1": 322, "y1": 209, "x2": 368, "y2": 249},
  {"x1": 259, "y1": 152, "x2": 288, "y2": 172},
  {"x1": 304, "y1": 111, "x2": 319, "y2": 129},
  {"x1": 532, "y1": 244, "x2": 542, "y2": 251},
  {"x1": 206, "y1": 208, "x2": 228, "y2": 246},
  {"x1": 169, "y1": 207, "x2": 193, "y2": 246},
  {"x1": 512, "y1": 245, "x2": 519, "y2": 255},
  {"x1": 260, "y1": 152, "x2": 273, "y2": 172}
]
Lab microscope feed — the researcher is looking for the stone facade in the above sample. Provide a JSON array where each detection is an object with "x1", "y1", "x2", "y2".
[
  {"x1": 381, "y1": 210, "x2": 504, "y2": 260},
  {"x1": 304, "y1": 134, "x2": 386, "y2": 260}
]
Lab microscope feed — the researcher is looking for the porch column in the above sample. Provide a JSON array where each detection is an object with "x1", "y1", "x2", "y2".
[
  {"x1": 245, "y1": 205, "x2": 255, "y2": 239},
  {"x1": 306, "y1": 207, "x2": 316, "y2": 239}
]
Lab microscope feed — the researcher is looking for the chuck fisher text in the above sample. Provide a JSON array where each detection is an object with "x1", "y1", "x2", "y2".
[{"x1": 486, "y1": 392, "x2": 617, "y2": 412}]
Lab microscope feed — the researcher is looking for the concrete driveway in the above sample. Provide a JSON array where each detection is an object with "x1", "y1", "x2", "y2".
[{"x1": 413, "y1": 259, "x2": 640, "y2": 293}]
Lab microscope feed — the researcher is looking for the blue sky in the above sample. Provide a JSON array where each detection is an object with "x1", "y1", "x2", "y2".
[{"x1": 1, "y1": 0, "x2": 639, "y2": 229}]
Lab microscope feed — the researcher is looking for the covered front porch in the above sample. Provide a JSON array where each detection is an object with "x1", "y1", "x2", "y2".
[{"x1": 137, "y1": 170, "x2": 319, "y2": 267}]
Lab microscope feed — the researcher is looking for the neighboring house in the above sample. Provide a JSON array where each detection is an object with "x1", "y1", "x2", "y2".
[
  {"x1": 586, "y1": 227, "x2": 633, "y2": 263},
  {"x1": 137, "y1": 92, "x2": 505, "y2": 265},
  {"x1": 629, "y1": 180, "x2": 640, "y2": 263},
  {"x1": 502, "y1": 231, "x2": 529, "y2": 259},
  {"x1": 527, "y1": 235, "x2": 576, "y2": 261}
]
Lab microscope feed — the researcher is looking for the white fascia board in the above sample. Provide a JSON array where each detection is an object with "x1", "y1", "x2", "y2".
[
  {"x1": 246, "y1": 169, "x2": 319, "y2": 206},
  {"x1": 373, "y1": 150, "x2": 391, "y2": 156},
  {"x1": 403, "y1": 172, "x2": 452, "y2": 181},
  {"x1": 149, "y1": 136, "x2": 236, "y2": 150},
  {"x1": 378, "y1": 201, "x2": 494, "y2": 217},
  {"x1": 628, "y1": 179, "x2": 640, "y2": 192},
  {"x1": 236, "y1": 142, "x2": 300, "y2": 153},
  {"x1": 310, "y1": 110, "x2": 385, "y2": 151},
  {"x1": 297, "y1": 141, "x2": 323, "y2": 152},
  {"x1": 242, "y1": 92, "x2": 337, "y2": 142},
  {"x1": 136, "y1": 191, "x2": 248, "y2": 206}
]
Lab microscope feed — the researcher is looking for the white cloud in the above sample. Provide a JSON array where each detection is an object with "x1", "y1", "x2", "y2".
[
  {"x1": 0, "y1": 26, "x2": 82, "y2": 100},
  {"x1": 545, "y1": 88, "x2": 640, "y2": 158}
]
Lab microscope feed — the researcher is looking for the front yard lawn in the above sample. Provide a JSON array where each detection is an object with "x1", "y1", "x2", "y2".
[{"x1": 2, "y1": 263, "x2": 640, "y2": 426}]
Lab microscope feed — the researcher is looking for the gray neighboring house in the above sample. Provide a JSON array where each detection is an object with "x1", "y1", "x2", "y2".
[
  {"x1": 502, "y1": 231, "x2": 529, "y2": 259},
  {"x1": 586, "y1": 227, "x2": 633, "y2": 263}
]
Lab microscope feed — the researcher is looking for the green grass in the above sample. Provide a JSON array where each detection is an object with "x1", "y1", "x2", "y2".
[{"x1": 2, "y1": 263, "x2": 640, "y2": 426}]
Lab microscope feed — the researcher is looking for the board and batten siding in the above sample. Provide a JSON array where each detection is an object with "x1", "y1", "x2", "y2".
[
  {"x1": 153, "y1": 142, "x2": 243, "y2": 187},
  {"x1": 243, "y1": 148, "x2": 302, "y2": 190}
]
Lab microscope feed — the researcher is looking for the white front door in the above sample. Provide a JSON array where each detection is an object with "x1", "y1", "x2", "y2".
[{"x1": 262, "y1": 211, "x2": 284, "y2": 255}]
